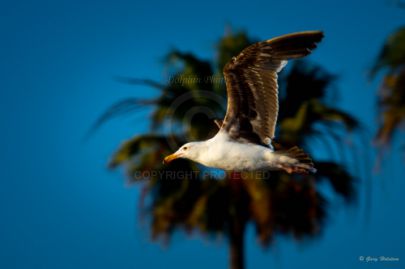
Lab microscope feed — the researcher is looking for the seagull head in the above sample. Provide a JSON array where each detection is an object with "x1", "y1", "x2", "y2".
[{"x1": 163, "y1": 142, "x2": 203, "y2": 164}]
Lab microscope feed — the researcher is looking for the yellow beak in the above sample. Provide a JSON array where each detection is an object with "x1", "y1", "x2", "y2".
[{"x1": 163, "y1": 153, "x2": 180, "y2": 164}]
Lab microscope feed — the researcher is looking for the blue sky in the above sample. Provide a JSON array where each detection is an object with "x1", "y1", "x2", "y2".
[{"x1": 0, "y1": 0, "x2": 404, "y2": 268}]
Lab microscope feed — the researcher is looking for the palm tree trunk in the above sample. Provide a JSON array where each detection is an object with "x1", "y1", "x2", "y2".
[
  {"x1": 229, "y1": 172, "x2": 246, "y2": 269},
  {"x1": 229, "y1": 220, "x2": 245, "y2": 269}
]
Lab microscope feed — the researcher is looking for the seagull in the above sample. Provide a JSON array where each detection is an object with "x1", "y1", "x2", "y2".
[{"x1": 163, "y1": 31, "x2": 323, "y2": 174}]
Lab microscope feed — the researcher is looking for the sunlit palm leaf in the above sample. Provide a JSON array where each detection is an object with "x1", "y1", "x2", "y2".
[{"x1": 371, "y1": 27, "x2": 405, "y2": 146}]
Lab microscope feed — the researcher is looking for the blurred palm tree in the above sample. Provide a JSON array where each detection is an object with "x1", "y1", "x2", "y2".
[
  {"x1": 370, "y1": 26, "x2": 405, "y2": 148},
  {"x1": 94, "y1": 30, "x2": 358, "y2": 269}
]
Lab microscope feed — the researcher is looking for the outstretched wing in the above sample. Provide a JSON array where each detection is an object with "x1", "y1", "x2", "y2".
[{"x1": 220, "y1": 31, "x2": 324, "y2": 145}]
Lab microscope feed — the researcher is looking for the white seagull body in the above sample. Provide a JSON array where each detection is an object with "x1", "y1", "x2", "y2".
[
  {"x1": 164, "y1": 31, "x2": 324, "y2": 174},
  {"x1": 192, "y1": 132, "x2": 306, "y2": 172}
]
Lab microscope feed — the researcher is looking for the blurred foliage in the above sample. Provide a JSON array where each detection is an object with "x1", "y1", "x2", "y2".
[
  {"x1": 97, "y1": 30, "x2": 359, "y2": 269},
  {"x1": 371, "y1": 27, "x2": 405, "y2": 146}
]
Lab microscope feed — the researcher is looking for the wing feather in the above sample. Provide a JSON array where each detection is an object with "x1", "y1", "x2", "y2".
[{"x1": 221, "y1": 31, "x2": 324, "y2": 145}]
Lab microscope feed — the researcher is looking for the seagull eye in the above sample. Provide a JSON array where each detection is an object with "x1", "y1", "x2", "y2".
[{"x1": 183, "y1": 147, "x2": 188, "y2": 150}]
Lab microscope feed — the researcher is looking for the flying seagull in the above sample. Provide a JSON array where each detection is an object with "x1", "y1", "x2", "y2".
[{"x1": 164, "y1": 31, "x2": 323, "y2": 174}]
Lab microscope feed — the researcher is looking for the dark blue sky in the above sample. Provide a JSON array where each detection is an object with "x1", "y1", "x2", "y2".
[{"x1": 0, "y1": 0, "x2": 404, "y2": 268}]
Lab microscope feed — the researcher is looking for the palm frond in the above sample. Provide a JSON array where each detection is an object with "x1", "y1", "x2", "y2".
[{"x1": 86, "y1": 98, "x2": 156, "y2": 140}]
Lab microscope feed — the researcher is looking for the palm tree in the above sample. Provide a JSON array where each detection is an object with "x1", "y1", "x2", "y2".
[
  {"x1": 370, "y1": 26, "x2": 405, "y2": 148},
  {"x1": 95, "y1": 30, "x2": 358, "y2": 269}
]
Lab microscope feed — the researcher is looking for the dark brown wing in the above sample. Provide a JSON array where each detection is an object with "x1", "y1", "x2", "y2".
[{"x1": 221, "y1": 31, "x2": 324, "y2": 145}]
